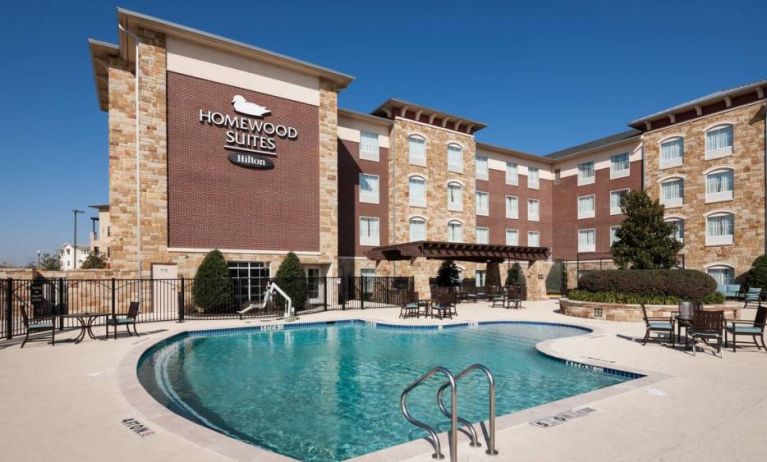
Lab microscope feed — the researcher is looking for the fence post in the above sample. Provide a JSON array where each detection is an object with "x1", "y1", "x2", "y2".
[
  {"x1": 323, "y1": 277, "x2": 328, "y2": 311},
  {"x1": 5, "y1": 278, "x2": 12, "y2": 339},
  {"x1": 341, "y1": 277, "x2": 347, "y2": 311},
  {"x1": 178, "y1": 277, "x2": 185, "y2": 323},
  {"x1": 360, "y1": 276, "x2": 365, "y2": 310},
  {"x1": 111, "y1": 278, "x2": 116, "y2": 323},
  {"x1": 58, "y1": 278, "x2": 65, "y2": 330}
]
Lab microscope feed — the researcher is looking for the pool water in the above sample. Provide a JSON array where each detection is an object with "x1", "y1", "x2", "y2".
[{"x1": 138, "y1": 322, "x2": 630, "y2": 461}]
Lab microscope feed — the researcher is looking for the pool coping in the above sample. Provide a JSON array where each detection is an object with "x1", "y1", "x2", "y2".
[{"x1": 116, "y1": 318, "x2": 669, "y2": 462}]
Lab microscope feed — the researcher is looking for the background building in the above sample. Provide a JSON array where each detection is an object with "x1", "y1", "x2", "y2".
[{"x1": 59, "y1": 243, "x2": 90, "y2": 270}]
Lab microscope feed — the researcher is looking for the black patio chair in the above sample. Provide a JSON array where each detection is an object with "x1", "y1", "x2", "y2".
[
  {"x1": 641, "y1": 304, "x2": 675, "y2": 347},
  {"x1": 106, "y1": 302, "x2": 140, "y2": 339},
  {"x1": 689, "y1": 310, "x2": 724, "y2": 357},
  {"x1": 725, "y1": 304, "x2": 766, "y2": 352},
  {"x1": 399, "y1": 290, "x2": 419, "y2": 319},
  {"x1": 19, "y1": 305, "x2": 55, "y2": 348},
  {"x1": 432, "y1": 293, "x2": 453, "y2": 319}
]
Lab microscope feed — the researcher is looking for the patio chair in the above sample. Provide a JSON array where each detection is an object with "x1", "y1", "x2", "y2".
[
  {"x1": 641, "y1": 304, "x2": 675, "y2": 347},
  {"x1": 723, "y1": 284, "x2": 741, "y2": 299},
  {"x1": 725, "y1": 304, "x2": 767, "y2": 352},
  {"x1": 489, "y1": 287, "x2": 505, "y2": 308},
  {"x1": 688, "y1": 310, "x2": 724, "y2": 357},
  {"x1": 432, "y1": 293, "x2": 453, "y2": 320},
  {"x1": 743, "y1": 287, "x2": 762, "y2": 308},
  {"x1": 106, "y1": 302, "x2": 140, "y2": 340},
  {"x1": 19, "y1": 305, "x2": 55, "y2": 348},
  {"x1": 506, "y1": 285, "x2": 522, "y2": 310},
  {"x1": 399, "y1": 290, "x2": 419, "y2": 319}
]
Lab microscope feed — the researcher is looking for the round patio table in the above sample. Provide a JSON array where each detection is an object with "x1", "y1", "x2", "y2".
[{"x1": 58, "y1": 313, "x2": 109, "y2": 343}]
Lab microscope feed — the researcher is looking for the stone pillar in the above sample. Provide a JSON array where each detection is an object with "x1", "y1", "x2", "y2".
[
  {"x1": 525, "y1": 260, "x2": 552, "y2": 301},
  {"x1": 486, "y1": 261, "x2": 501, "y2": 288},
  {"x1": 318, "y1": 80, "x2": 339, "y2": 276}
]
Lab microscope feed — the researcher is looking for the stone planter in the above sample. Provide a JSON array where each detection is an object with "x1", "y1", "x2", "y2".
[{"x1": 558, "y1": 297, "x2": 740, "y2": 322}]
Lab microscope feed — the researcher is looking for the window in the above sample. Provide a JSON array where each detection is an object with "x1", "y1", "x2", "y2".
[
  {"x1": 359, "y1": 173, "x2": 379, "y2": 204},
  {"x1": 360, "y1": 217, "x2": 380, "y2": 246},
  {"x1": 527, "y1": 167, "x2": 540, "y2": 189},
  {"x1": 528, "y1": 231, "x2": 540, "y2": 247},
  {"x1": 408, "y1": 135, "x2": 426, "y2": 166},
  {"x1": 447, "y1": 143, "x2": 463, "y2": 173},
  {"x1": 660, "y1": 137, "x2": 684, "y2": 168},
  {"x1": 505, "y1": 229, "x2": 519, "y2": 246},
  {"x1": 577, "y1": 195, "x2": 596, "y2": 219},
  {"x1": 610, "y1": 152, "x2": 630, "y2": 179},
  {"x1": 610, "y1": 189, "x2": 629, "y2": 215},
  {"x1": 706, "y1": 213, "x2": 734, "y2": 246},
  {"x1": 666, "y1": 218, "x2": 684, "y2": 243},
  {"x1": 447, "y1": 182, "x2": 463, "y2": 211},
  {"x1": 610, "y1": 226, "x2": 620, "y2": 245},
  {"x1": 476, "y1": 191, "x2": 489, "y2": 216},
  {"x1": 578, "y1": 229, "x2": 596, "y2": 252},
  {"x1": 578, "y1": 161, "x2": 595, "y2": 185},
  {"x1": 705, "y1": 125, "x2": 733, "y2": 159},
  {"x1": 660, "y1": 178, "x2": 684, "y2": 207},
  {"x1": 476, "y1": 270, "x2": 486, "y2": 288},
  {"x1": 506, "y1": 162, "x2": 518, "y2": 185},
  {"x1": 476, "y1": 227, "x2": 489, "y2": 244},
  {"x1": 706, "y1": 169, "x2": 734, "y2": 203},
  {"x1": 447, "y1": 220, "x2": 463, "y2": 243},
  {"x1": 408, "y1": 176, "x2": 426, "y2": 207},
  {"x1": 360, "y1": 131, "x2": 379, "y2": 161},
  {"x1": 707, "y1": 265, "x2": 735, "y2": 287},
  {"x1": 361, "y1": 268, "x2": 375, "y2": 295},
  {"x1": 528, "y1": 199, "x2": 540, "y2": 221},
  {"x1": 229, "y1": 261, "x2": 270, "y2": 304},
  {"x1": 409, "y1": 217, "x2": 426, "y2": 241},
  {"x1": 505, "y1": 196, "x2": 519, "y2": 219},
  {"x1": 475, "y1": 156, "x2": 489, "y2": 180}
]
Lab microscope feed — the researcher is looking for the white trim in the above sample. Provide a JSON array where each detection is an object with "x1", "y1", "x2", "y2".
[
  {"x1": 704, "y1": 262, "x2": 735, "y2": 270},
  {"x1": 395, "y1": 116, "x2": 477, "y2": 137},
  {"x1": 609, "y1": 152, "x2": 631, "y2": 180},
  {"x1": 408, "y1": 214, "x2": 428, "y2": 222},
  {"x1": 703, "y1": 209, "x2": 735, "y2": 218},
  {"x1": 658, "y1": 134, "x2": 685, "y2": 145},
  {"x1": 446, "y1": 218, "x2": 466, "y2": 225},
  {"x1": 446, "y1": 140, "x2": 466, "y2": 150},
  {"x1": 664, "y1": 213, "x2": 687, "y2": 220},
  {"x1": 445, "y1": 179, "x2": 466, "y2": 187},
  {"x1": 703, "y1": 121, "x2": 736, "y2": 133},
  {"x1": 657, "y1": 173, "x2": 687, "y2": 182},
  {"x1": 641, "y1": 100, "x2": 767, "y2": 134},
  {"x1": 167, "y1": 247, "x2": 322, "y2": 256},
  {"x1": 702, "y1": 164, "x2": 736, "y2": 175}
]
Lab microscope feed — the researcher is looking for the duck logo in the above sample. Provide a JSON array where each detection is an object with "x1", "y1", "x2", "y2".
[{"x1": 231, "y1": 95, "x2": 271, "y2": 118}]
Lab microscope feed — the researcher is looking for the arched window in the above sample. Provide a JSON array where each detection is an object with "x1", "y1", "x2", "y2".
[
  {"x1": 447, "y1": 220, "x2": 463, "y2": 243},
  {"x1": 707, "y1": 265, "x2": 735, "y2": 288},
  {"x1": 408, "y1": 175, "x2": 426, "y2": 207},
  {"x1": 409, "y1": 217, "x2": 426, "y2": 242},
  {"x1": 705, "y1": 168, "x2": 734, "y2": 202},
  {"x1": 447, "y1": 182, "x2": 463, "y2": 212},
  {"x1": 705, "y1": 124, "x2": 733, "y2": 159},
  {"x1": 706, "y1": 212, "x2": 734, "y2": 246},
  {"x1": 660, "y1": 177, "x2": 684, "y2": 207},
  {"x1": 660, "y1": 137, "x2": 684, "y2": 168},
  {"x1": 408, "y1": 135, "x2": 426, "y2": 165},
  {"x1": 447, "y1": 143, "x2": 463, "y2": 173}
]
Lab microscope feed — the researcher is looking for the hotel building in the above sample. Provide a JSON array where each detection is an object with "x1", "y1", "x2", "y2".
[{"x1": 88, "y1": 9, "x2": 767, "y2": 298}]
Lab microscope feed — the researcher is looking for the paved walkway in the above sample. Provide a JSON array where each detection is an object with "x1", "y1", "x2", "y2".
[{"x1": 0, "y1": 300, "x2": 765, "y2": 461}]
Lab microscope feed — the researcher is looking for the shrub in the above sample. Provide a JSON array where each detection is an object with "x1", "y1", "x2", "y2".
[
  {"x1": 436, "y1": 260, "x2": 460, "y2": 287},
  {"x1": 505, "y1": 262, "x2": 525, "y2": 287},
  {"x1": 192, "y1": 250, "x2": 233, "y2": 313},
  {"x1": 275, "y1": 252, "x2": 307, "y2": 309},
  {"x1": 746, "y1": 255, "x2": 767, "y2": 290},
  {"x1": 577, "y1": 269, "x2": 717, "y2": 301},
  {"x1": 81, "y1": 254, "x2": 107, "y2": 269},
  {"x1": 568, "y1": 289, "x2": 725, "y2": 305}
]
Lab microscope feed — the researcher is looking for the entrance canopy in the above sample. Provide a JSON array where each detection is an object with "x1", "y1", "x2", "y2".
[{"x1": 366, "y1": 241, "x2": 549, "y2": 263}]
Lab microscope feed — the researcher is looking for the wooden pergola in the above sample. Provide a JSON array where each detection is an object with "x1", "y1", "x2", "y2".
[{"x1": 365, "y1": 241, "x2": 549, "y2": 263}]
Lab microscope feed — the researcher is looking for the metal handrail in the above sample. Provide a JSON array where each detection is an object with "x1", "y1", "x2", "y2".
[
  {"x1": 401, "y1": 366, "x2": 457, "y2": 460},
  {"x1": 437, "y1": 364, "x2": 498, "y2": 455}
]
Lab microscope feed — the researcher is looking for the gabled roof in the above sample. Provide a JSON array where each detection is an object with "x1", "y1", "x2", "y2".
[
  {"x1": 372, "y1": 98, "x2": 487, "y2": 134},
  {"x1": 546, "y1": 129, "x2": 641, "y2": 160},
  {"x1": 88, "y1": 39, "x2": 119, "y2": 111}
]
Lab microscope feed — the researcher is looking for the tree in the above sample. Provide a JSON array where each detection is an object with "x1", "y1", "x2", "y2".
[
  {"x1": 436, "y1": 260, "x2": 461, "y2": 287},
  {"x1": 505, "y1": 262, "x2": 526, "y2": 288},
  {"x1": 611, "y1": 191, "x2": 683, "y2": 269},
  {"x1": 81, "y1": 254, "x2": 107, "y2": 269},
  {"x1": 39, "y1": 252, "x2": 61, "y2": 271},
  {"x1": 192, "y1": 250, "x2": 233, "y2": 313},
  {"x1": 275, "y1": 252, "x2": 307, "y2": 309},
  {"x1": 746, "y1": 255, "x2": 767, "y2": 290}
]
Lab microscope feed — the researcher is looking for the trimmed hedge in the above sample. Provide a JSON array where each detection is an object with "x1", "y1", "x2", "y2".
[
  {"x1": 578, "y1": 269, "x2": 717, "y2": 301},
  {"x1": 568, "y1": 289, "x2": 725, "y2": 305}
]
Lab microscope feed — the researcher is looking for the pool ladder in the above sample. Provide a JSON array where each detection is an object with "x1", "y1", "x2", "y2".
[{"x1": 400, "y1": 364, "x2": 498, "y2": 461}]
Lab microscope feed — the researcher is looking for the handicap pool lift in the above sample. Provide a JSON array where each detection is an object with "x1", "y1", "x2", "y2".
[{"x1": 238, "y1": 281, "x2": 297, "y2": 322}]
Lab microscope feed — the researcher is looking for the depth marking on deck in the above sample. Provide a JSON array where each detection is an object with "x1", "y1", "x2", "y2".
[
  {"x1": 122, "y1": 418, "x2": 155, "y2": 438},
  {"x1": 530, "y1": 407, "x2": 596, "y2": 429}
]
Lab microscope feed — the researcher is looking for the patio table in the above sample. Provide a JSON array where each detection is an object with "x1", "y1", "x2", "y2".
[
  {"x1": 417, "y1": 299, "x2": 432, "y2": 318},
  {"x1": 58, "y1": 313, "x2": 108, "y2": 343}
]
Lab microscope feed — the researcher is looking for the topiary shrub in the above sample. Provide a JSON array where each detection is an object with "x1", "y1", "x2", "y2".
[
  {"x1": 746, "y1": 255, "x2": 767, "y2": 290},
  {"x1": 275, "y1": 252, "x2": 307, "y2": 310},
  {"x1": 436, "y1": 260, "x2": 460, "y2": 287},
  {"x1": 193, "y1": 250, "x2": 234, "y2": 313},
  {"x1": 568, "y1": 289, "x2": 725, "y2": 305},
  {"x1": 577, "y1": 269, "x2": 717, "y2": 302}
]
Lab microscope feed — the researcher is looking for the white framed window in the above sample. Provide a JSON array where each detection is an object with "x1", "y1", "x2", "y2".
[
  {"x1": 408, "y1": 135, "x2": 426, "y2": 166},
  {"x1": 577, "y1": 161, "x2": 595, "y2": 185},
  {"x1": 475, "y1": 270, "x2": 486, "y2": 287},
  {"x1": 361, "y1": 268, "x2": 375, "y2": 295},
  {"x1": 475, "y1": 191, "x2": 489, "y2": 216},
  {"x1": 447, "y1": 182, "x2": 463, "y2": 212},
  {"x1": 360, "y1": 217, "x2": 380, "y2": 246},
  {"x1": 359, "y1": 173, "x2": 379, "y2": 204},
  {"x1": 527, "y1": 199, "x2": 540, "y2": 221},
  {"x1": 505, "y1": 195, "x2": 519, "y2": 219},
  {"x1": 409, "y1": 217, "x2": 426, "y2": 242},
  {"x1": 610, "y1": 152, "x2": 630, "y2": 179},
  {"x1": 705, "y1": 168, "x2": 734, "y2": 203},
  {"x1": 505, "y1": 229, "x2": 519, "y2": 246},
  {"x1": 476, "y1": 227, "x2": 489, "y2": 244},
  {"x1": 359, "y1": 131, "x2": 379, "y2": 161},
  {"x1": 660, "y1": 178, "x2": 684, "y2": 208},
  {"x1": 578, "y1": 229, "x2": 596, "y2": 252},
  {"x1": 577, "y1": 195, "x2": 596, "y2": 219},
  {"x1": 408, "y1": 176, "x2": 426, "y2": 207},
  {"x1": 666, "y1": 218, "x2": 684, "y2": 243},
  {"x1": 475, "y1": 156, "x2": 489, "y2": 180},
  {"x1": 527, "y1": 167, "x2": 540, "y2": 189},
  {"x1": 527, "y1": 231, "x2": 540, "y2": 247},
  {"x1": 447, "y1": 220, "x2": 463, "y2": 243},
  {"x1": 660, "y1": 137, "x2": 684, "y2": 168},
  {"x1": 505, "y1": 162, "x2": 518, "y2": 185},
  {"x1": 706, "y1": 213, "x2": 734, "y2": 246},
  {"x1": 705, "y1": 125, "x2": 733, "y2": 160},
  {"x1": 447, "y1": 143, "x2": 463, "y2": 173},
  {"x1": 610, "y1": 189, "x2": 629, "y2": 215},
  {"x1": 610, "y1": 226, "x2": 620, "y2": 245},
  {"x1": 707, "y1": 265, "x2": 735, "y2": 287}
]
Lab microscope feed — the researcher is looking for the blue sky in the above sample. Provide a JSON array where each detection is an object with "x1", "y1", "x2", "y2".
[{"x1": 1, "y1": 0, "x2": 766, "y2": 265}]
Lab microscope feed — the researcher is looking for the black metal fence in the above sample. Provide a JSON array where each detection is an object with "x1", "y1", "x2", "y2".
[{"x1": 1, "y1": 275, "x2": 414, "y2": 340}]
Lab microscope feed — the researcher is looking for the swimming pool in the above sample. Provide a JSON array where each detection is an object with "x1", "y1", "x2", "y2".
[{"x1": 137, "y1": 321, "x2": 635, "y2": 461}]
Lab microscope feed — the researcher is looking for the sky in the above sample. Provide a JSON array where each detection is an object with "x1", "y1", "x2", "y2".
[{"x1": 1, "y1": 0, "x2": 766, "y2": 265}]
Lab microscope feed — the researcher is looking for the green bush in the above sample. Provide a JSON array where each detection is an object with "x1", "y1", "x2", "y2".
[
  {"x1": 578, "y1": 269, "x2": 717, "y2": 301},
  {"x1": 192, "y1": 250, "x2": 234, "y2": 313},
  {"x1": 275, "y1": 252, "x2": 307, "y2": 309},
  {"x1": 81, "y1": 254, "x2": 107, "y2": 269},
  {"x1": 505, "y1": 262, "x2": 525, "y2": 287},
  {"x1": 436, "y1": 260, "x2": 460, "y2": 287},
  {"x1": 568, "y1": 289, "x2": 725, "y2": 305},
  {"x1": 746, "y1": 255, "x2": 767, "y2": 290}
]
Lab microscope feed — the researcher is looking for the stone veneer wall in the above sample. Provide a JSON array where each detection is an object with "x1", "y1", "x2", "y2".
[
  {"x1": 559, "y1": 298, "x2": 739, "y2": 322},
  {"x1": 317, "y1": 80, "x2": 340, "y2": 276},
  {"x1": 643, "y1": 102, "x2": 767, "y2": 278}
]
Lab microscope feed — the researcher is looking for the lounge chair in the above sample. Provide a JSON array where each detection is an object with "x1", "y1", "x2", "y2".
[
  {"x1": 106, "y1": 302, "x2": 140, "y2": 339},
  {"x1": 641, "y1": 304, "x2": 675, "y2": 347},
  {"x1": 723, "y1": 284, "x2": 741, "y2": 299},
  {"x1": 20, "y1": 305, "x2": 55, "y2": 348},
  {"x1": 725, "y1": 304, "x2": 766, "y2": 352},
  {"x1": 743, "y1": 288, "x2": 762, "y2": 308},
  {"x1": 688, "y1": 310, "x2": 724, "y2": 357}
]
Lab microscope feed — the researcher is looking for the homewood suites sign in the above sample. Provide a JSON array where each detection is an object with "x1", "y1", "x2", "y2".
[{"x1": 198, "y1": 95, "x2": 299, "y2": 169}]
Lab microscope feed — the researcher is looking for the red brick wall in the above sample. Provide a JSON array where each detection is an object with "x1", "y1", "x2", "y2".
[{"x1": 167, "y1": 72, "x2": 320, "y2": 251}]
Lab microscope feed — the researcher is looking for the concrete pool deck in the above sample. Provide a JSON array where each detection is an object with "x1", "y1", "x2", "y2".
[{"x1": 0, "y1": 300, "x2": 765, "y2": 461}]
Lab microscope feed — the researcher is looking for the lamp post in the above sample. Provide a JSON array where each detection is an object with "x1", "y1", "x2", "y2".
[
  {"x1": 36, "y1": 249, "x2": 41, "y2": 268},
  {"x1": 73, "y1": 209, "x2": 84, "y2": 270}
]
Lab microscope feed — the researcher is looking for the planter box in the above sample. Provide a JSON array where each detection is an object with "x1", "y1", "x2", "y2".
[{"x1": 558, "y1": 298, "x2": 740, "y2": 322}]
